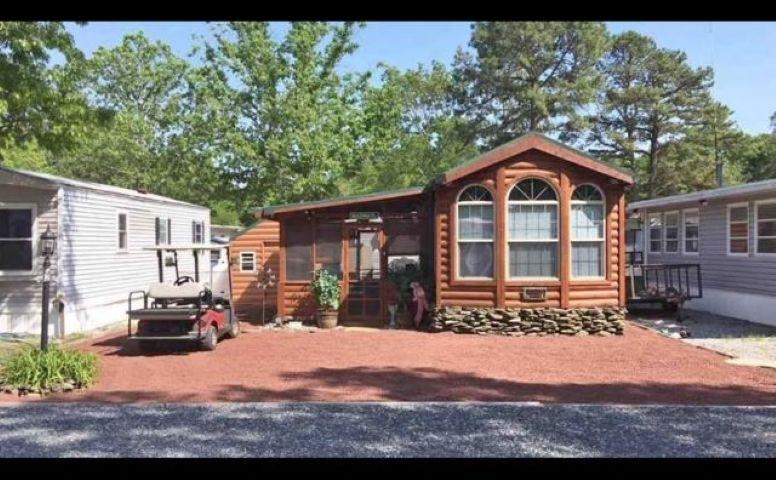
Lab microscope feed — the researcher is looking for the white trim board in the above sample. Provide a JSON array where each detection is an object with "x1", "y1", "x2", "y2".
[{"x1": 685, "y1": 287, "x2": 776, "y2": 328}]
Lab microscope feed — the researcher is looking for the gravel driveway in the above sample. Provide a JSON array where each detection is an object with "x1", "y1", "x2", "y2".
[
  {"x1": 630, "y1": 311, "x2": 776, "y2": 368},
  {"x1": 3, "y1": 321, "x2": 776, "y2": 405},
  {"x1": 1, "y1": 402, "x2": 774, "y2": 457}
]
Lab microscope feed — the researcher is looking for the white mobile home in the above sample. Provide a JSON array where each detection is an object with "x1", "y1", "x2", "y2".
[
  {"x1": 0, "y1": 167, "x2": 210, "y2": 334},
  {"x1": 628, "y1": 180, "x2": 776, "y2": 327}
]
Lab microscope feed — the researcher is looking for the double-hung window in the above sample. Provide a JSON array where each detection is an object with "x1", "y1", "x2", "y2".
[
  {"x1": 240, "y1": 252, "x2": 256, "y2": 272},
  {"x1": 663, "y1": 212, "x2": 679, "y2": 253},
  {"x1": 683, "y1": 209, "x2": 699, "y2": 254},
  {"x1": 156, "y1": 217, "x2": 172, "y2": 245},
  {"x1": 648, "y1": 213, "x2": 662, "y2": 253},
  {"x1": 755, "y1": 201, "x2": 776, "y2": 255},
  {"x1": 457, "y1": 185, "x2": 494, "y2": 279},
  {"x1": 507, "y1": 179, "x2": 558, "y2": 278},
  {"x1": 192, "y1": 220, "x2": 204, "y2": 244},
  {"x1": 728, "y1": 204, "x2": 749, "y2": 255},
  {"x1": 117, "y1": 212, "x2": 128, "y2": 251},
  {"x1": 571, "y1": 185, "x2": 605, "y2": 278},
  {"x1": 0, "y1": 206, "x2": 34, "y2": 272}
]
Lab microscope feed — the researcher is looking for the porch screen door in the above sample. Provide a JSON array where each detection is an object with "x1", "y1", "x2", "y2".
[{"x1": 346, "y1": 227, "x2": 383, "y2": 323}]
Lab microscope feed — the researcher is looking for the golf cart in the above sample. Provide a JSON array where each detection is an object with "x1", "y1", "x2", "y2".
[{"x1": 126, "y1": 244, "x2": 239, "y2": 351}]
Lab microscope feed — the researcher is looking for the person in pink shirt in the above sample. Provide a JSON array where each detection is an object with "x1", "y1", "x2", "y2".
[{"x1": 409, "y1": 281, "x2": 428, "y2": 330}]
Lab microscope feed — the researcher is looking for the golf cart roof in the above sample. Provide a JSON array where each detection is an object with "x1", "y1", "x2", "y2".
[{"x1": 142, "y1": 244, "x2": 227, "y2": 251}]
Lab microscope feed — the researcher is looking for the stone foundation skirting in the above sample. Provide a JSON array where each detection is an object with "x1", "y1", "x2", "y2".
[{"x1": 430, "y1": 306, "x2": 626, "y2": 336}]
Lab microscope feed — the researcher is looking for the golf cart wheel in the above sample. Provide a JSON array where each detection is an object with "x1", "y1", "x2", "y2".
[
  {"x1": 200, "y1": 325, "x2": 218, "y2": 351},
  {"x1": 225, "y1": 319, "x2": 240, "y2": 339}
]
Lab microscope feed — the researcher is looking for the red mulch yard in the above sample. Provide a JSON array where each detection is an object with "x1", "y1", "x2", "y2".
[{"x1": 3, "y1": 322, "x2": 776, "y2": 404}]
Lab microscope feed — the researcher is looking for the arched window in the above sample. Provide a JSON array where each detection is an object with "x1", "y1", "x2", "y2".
[
  {"x1": 457, "y1": 185, "x2": 494, "y2": 279},
  {"x1": 508, "y1": 179, "x2": 558, "y2": 278},
  {"x1": 571, "y1": 184, "x2": 605, "y2": 278}
]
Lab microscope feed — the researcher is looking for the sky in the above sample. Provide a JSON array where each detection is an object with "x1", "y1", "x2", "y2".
[{"x1": 65, "y1": 21, "x2": 776, "y2": 135}]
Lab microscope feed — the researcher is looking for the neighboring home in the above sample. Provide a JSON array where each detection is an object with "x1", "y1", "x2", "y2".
[
  {"x1": 240, "y1": 133, "x2": 634, "y2": 326},
  {"x1": 211, "y1": 224, "x2": 242, "y2": 243},
  {"x1": 0, "y1": 167, "x2": 210, "y2": 335},
  {"x1": 228, "y1": 220, "x2": 280, "y2": 321},
  {"x1": 628, "y1": 180, "x2": 776, "y2": 327}
]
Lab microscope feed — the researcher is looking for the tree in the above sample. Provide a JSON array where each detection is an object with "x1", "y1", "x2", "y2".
[
  {"x1": 344, "y1": 62, "x2": 477, "y2": 194},
  {"x1": 0, "y1": 22, "x2": 91, "y2": 162},
  {"x1": 194, "y1": 21, "x2": 368, "y2": 213},
  {"x1": 586, "y1": 31, "x2": 714, "y2": 199},
  {"x1": 452, "y1": 21, "x2": 608, "y2": 147},
  {"x1": 54, "y1": 32, "x2": 220, "y2": 205}
]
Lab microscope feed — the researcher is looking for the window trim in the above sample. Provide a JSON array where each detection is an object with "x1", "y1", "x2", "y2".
[
  {"x1": 116, "y1": 210, "x2": 129, "y2": 253},
  {"x1": 192, "y1": 220, "x2": 205, "y2": 244},
  {"x1": 754, "y1": 199, "x2": 776, "y2": 256},
  {"x1": 0, "y1": 202, "x2": 37, "y2": 276},
  {"x1": 455, "y1": 183, "x2": 495, "y2": 281},
  {"x1": 506, "y1": 178, "x2": 560, "y2": 281},
  {"x1": 239, "y1": 251, "x2": 256, "y2": 272},
  {"x1": 663, "y1": 210, "x2": 680, "y2": 255},
  {"x1": 727, "y1": 202, "x2": 749, "y2": 257},
  {"x1": 156, "y1": 217, "x2": 172, "y2": 246},
  {"x1": 682, "y1": 208, "x2": 700, "y2": 256},
  {"x1": 648, "y1": 212, "x2": 662, "y2": 254},
  {"x1": 570, "y1": 183, "x2": 606, "y2": 280}
]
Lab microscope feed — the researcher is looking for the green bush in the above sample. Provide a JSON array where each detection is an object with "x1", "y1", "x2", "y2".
[
  {"x1": 0, "y1": 345, "x2": 99, "y2": 392},
  {"x1": 310, "y1": 269, "x2": 341, "y2": 311}
]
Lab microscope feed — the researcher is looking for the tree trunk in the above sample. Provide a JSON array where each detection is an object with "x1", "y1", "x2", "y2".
[{"x1": 648, "y1": 127, "x2": 659, "y2": 199}]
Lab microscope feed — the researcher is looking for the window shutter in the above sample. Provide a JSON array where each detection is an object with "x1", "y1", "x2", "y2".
[
  {"x1": 167, "y1": 219, "x2": 172, "y2": 244},
  {"x1": 155, "y1": 217, "x2": 160, "y2": 245}
]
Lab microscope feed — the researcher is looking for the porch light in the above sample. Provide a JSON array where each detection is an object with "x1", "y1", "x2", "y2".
[
  {"x1": 40, "y1": 223, "x2": 56, "y2": 258},
  {"x1": 699, "y1": 199, "x2": 708, "y2": 207}
]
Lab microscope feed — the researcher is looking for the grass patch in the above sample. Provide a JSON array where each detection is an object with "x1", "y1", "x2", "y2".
[{"x1": 0, "y1": 345, "x2": 99, "y2": 394}]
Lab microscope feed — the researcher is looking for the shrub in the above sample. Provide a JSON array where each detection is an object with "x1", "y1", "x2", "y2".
[
  {"x1": 310, "y1": 269, "x2": 341, "y2": 311},
  {"x1": 0, "y1": 345, "x2": 99, "y2": 393}
]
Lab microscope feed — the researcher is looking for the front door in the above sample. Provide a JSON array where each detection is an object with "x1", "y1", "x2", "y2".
[{"x1": 344, "y1": 226, "x2": 384, "y2": 325}]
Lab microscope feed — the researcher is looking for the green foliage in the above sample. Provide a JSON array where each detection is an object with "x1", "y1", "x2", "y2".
[
  {"x1": 0, "y1": 22, "x2": 92, "y2": 159},
  {"x1": 452, "y1": 21, "x2": 608, "y2": 147},
  {"x1": 309, "y1": 269, "x2": 341, "y2": 311},
  {"x1": 586, "y1": 31, "x2": 715, "y2": 199},
  {"x1": 737, "y1": 133, "x2": 776, "y2": 182},
  {"x1": 0, "y1": 345, "x2": 99, "y2": 392}
]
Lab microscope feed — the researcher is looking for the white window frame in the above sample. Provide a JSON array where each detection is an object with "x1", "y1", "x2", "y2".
[
  {"x1": 648, "y1": 212, "x2": 662, "y2": 254},
  {"x1": 754, "y1": 199, "x2": 776, "y2": 256},
  {"x1": 0, "y1": 202, "x2": 37, "y2": 276},
  {"x1": 455, "y1": 184, "x2": 495, "y2": 281},
  {"x1": 117, "y1": 210, "x2": 129, "y2": 252},
  {"x1": 727, "y1": 202, "x2": 749, "y2": 256},
  {"x1": 682, "y1": 208, "x2": 699, "y2": 256},
  {"x1": 663, "y1": 211, "x2": 679, "y2": 254},
  {"x1": 570, "y1": 184, "x2": 605, "y2": 280},
  {"x1": 156, "y1": 217, "x2": 172, "y2": 246},
  {"x1": 506, "y1": 178, "x2": 559, "y2": 281},
  {"x1": 239, "y1": 251, "x2": 256, "y2": 272},
  {"x1": 192, "y1": 220, "x2": 205, "y2": 244}
]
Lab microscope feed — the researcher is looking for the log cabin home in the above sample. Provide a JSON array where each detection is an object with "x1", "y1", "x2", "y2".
[{"x1": 235, "y1": 133, "x2": 634, "y2": 331}]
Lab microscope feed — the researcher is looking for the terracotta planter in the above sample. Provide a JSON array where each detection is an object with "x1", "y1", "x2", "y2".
[{"x1": 317, "y1": 308, "x2": 339, "y2": 329}]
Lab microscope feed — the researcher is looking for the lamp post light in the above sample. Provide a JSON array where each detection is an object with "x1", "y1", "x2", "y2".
[
  {"x1": 258, "y1": 266, "x2": 276, "y2": 326},
  {"x1": 40, "y1": 223, "x2": 56, "y2": 351}
]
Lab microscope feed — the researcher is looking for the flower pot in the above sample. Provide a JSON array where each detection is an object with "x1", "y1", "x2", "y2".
[{"x1": 317, "y1": 308, "x2": 339, "y2": 329}]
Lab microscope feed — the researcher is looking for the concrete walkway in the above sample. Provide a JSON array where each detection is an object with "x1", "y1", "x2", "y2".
[{"x1": 1, "y1": 403, "x2": 775, "y2": 457}]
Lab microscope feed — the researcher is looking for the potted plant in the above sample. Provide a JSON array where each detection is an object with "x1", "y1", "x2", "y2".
[{"x1": 310, "y1": 269, "x2": 341, "y2": 329}]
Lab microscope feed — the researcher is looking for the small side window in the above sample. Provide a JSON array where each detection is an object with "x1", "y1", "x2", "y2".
[{"x1": 240, "y1": 252, "x2": 256, "y2": 272}]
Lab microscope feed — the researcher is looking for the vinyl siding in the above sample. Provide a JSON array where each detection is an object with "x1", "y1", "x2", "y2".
[
  {"x1": 641, "y1": 190, "x2": 776, "y2": 297},
  {"x1": 0, "y1": 184, "x2": 59, "y2": 332},
  {"x1": 58, "y1": 186, "x2": 210, "y2": 315}
]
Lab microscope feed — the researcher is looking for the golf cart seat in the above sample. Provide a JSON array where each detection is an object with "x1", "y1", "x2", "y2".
[{"x1": 147, "y1": 282, "x2": 207, "y2": 300}]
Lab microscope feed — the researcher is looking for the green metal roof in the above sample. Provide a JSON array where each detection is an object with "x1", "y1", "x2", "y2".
[{"x1": 257, "y1": 186, "x2": 426, "y2": 218}]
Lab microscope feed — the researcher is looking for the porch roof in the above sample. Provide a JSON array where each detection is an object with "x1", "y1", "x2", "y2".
[{"x1": 257, "y1": 186, "x2": 426, "y2": 218}]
